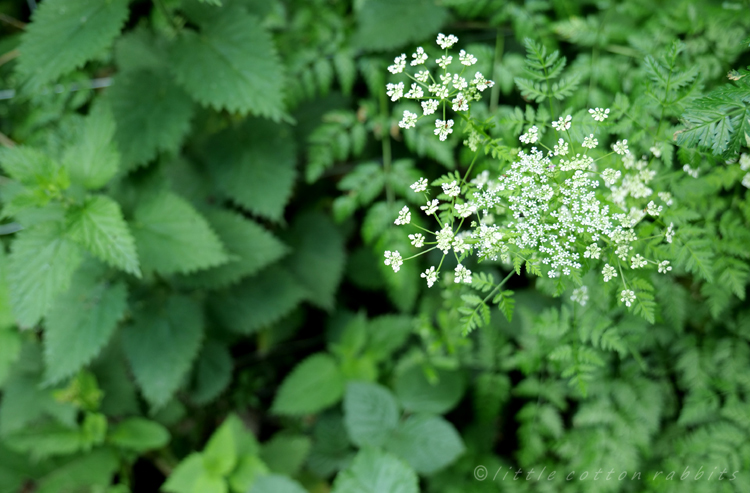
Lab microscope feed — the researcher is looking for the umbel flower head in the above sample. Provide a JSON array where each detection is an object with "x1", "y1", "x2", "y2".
[{"x1": 385, "y1": 33, "x2": 495, "y2": 143}]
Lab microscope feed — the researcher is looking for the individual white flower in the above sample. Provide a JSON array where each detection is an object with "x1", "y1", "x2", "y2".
[
  {"x1": 387, "y1": 54, "x2": 406, "y2": 74},
  {"x1": 384, "y1": 250, "x2": 403, "y2": 272},
  {"x1": 519, "y1": 126, "x2": 539, "y2": 144},
  {"x1": 421, "y1": 266, "x2": 438, "y2": 287},
  {"x1": 646, "y1": 201, "x2": 662, "y2": 216},
  {"x1": 471, "y1": 72, "x2": 494, "y2": 91},
  {"x1": 589, "y1": 107, "x2": 610, "y2": 122},
  {"x1": 451, "y1": 93, "x2": 468, "y2": 112},
  {"x1": 584, "y1": 243, "x2": 601, "y2": 259},
  {"x1": 452, "y1": 236, "x2": 470, "y2": 254},
  {"x1": 582, "y1": 134, "x2": 598, "y2": 149},
  {"x1": 630, "y1": 254, "x2": 647, "y2": 269},
  {"x1": 571, "y1": 286, "x2": 589, "y2": 306},
  {"x1": 620, "y1": 289, "x2": 636, "y2": 307},
  {"x1": 452, "y1": 74, "x2": 467, "y2": 90},
  {"x1": 415, "y1": 70, "x2": 430, "y2": 83},
  {"x1": 658, "y1": 260, "x2": 672, "y2": 274},
  {"x1": 421, "y1": 199, "x2": 439, "y2": 215},
  {"x1": 421, "y1": 99, "x2": 439, "y2": 115},
  {"x1": 439, "y1": 73, "x2": 452, "y2": 85},
  {"x1": 613, "y1": 140, "x2": 629, "y2": 155},
  {"x1": 398, "y1": 110, "x2": 418, "y2": 129},
  {"x1": 411, "y1": 47, "x2": 428, "y2": 66},
  {"x1": 433, "y1": 85, "x2": 449, "y2": 98},
  {"x1": 455, "y1": 202, "x2": 475, "y2": 218},
  {"x1": 434, "y1": 119, "x2": 454, "y2": 141},
  {"x1": 386, "y1": 82, "x2": 404, "y2": 101},
  {"x1": 409, "y1": 233, "x2": 425, "y2": 248},
  {"x1": 436, "y1": 225, "x2": 454, "y2": 254},
  {"x1": 553, "y1": 138, "x2": 569, "y2": 156},
  {"x1": 551, "y1": 115, "x2": 572, "y2": 131},
  {"x1": 658, "y1": 191, "x2": 673, "y2": 206},
  {"x1": 442, "y1": 180, "x2": 460, "y2": 197},
  {"x1": 740, "y1": 153, "x2": 750, "y2": 171},
  {"x1": 437, "y1": 55, "x2": 453, "y2": 69},
  {"x1": 602, "y1": 264, "x2": 618, "y2": 282},
  {"x1": 616, "y1": 244, "x2": 632, "y2": 261},
  {"x1": 436, "y1": 33, "x2": 458, "y2": 49},
  {"x1": 459, "y1": 49, "x2": 477, "y2": 66},
  {"x1": 665, "y1": 222, "x2": 675, "y2": 243},
  {"x1": 394, "y1": 206, "x2": 411, "y2": 225},
  {"x1": 454, "y1": 264, "x2": 472, "y2": 283},
  {"x1": 602, "y1": 168, "x2": 621, "y2": 186},
  {"x1": 405, "y1": 83, "x2": 424, "y2": 99},
  {"x1": 411, "y1": 177, "x2": 428, "y2": 193}
]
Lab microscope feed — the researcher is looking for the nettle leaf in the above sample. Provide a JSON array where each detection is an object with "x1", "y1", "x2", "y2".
[
  {"x1": 204, "y1": 119, "x2": 296, "y2": 221},
  {"x1": 385, "y1": 414, "x2": 465, "y2": 474},
  {"x1": 43, "y1": 266, "x2": 127, "y2": 385},
  {"x1": 7, "y1": 224, "x2": 82, "y2": 327},
  {"x1": 63, "y1": 104, "x2": 119, "y2": 190},
  {"x1": 34, "y1": 449, "x2": 119, "y2": 493},
  {"x1": 343, "y1": 382, "x2": 400, "y2": 448},
  {"x1": 211, "y1": 265, "x2": 306, "y2": 334},
  {"x1": 394, "y1": 366, "x2": 465, "y2": 414},
  {"x1": 180, "y1": 208, "x2": 289, "y2": 289},
  {"x1": 285, "y1": 212, "x2": 346, "y2": 310},
  {"x1": 250, "y1": 475, "x2": 308, "y2": 493},
  {"x1": 332, "y1": 447, "x2": 418, "y2": 493},
  {"x1": 354, "y1": 0, "x2": 448, "y2": 52},
  {"x1": 271, "y1": 353, "x2": 345, "y2": 416},
  {"x1": 170, "y1": 5, "x2": 286, "y2": 120},
  {"x1": 109, "y1": 69, "x2": 195, "y2": 170},
  {"x1": 132, "y1": 191, "x2": 229, "y2": 275},
  {"x1": 107, "y1": 417, "x2": 170, "y2": 452},
  {"x1": 0, "y1": 146, "x2": 61, "y2": 187},
  {"x1": 67, "y1": 195, "x2": 140, "y2": 276},
  {"x1": 122, "y1": 296, "x2": 204, "y2": 410},
  {"x1": 190, "y1": 340, "x2": 233, "y2": 405},
  {"x1": 16, "y1": 0, "x2": 130, "y2": 90},
  {"x1": 261, "y1": 434, "x2": 312, "y2": 476}
]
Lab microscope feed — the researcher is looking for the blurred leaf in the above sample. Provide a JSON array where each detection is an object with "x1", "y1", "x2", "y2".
[
  {"x1": 343, "y1": 382, "x2": 400, "y2": 448},
  {"x1": 332, "y1": 447, "x2": 418, "y2": 493},
  {"x1": 272, "y1": 353, "x2": 345, "y2": 416},
  {"x1": 385, "y1": 414, "x2": 465, "y2": 474}
]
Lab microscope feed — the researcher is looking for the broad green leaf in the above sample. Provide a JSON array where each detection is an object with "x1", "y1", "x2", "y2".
[
  {"x1": 0, "y1": 371, "x2": 77, "y2": 437},
  {"x1": 67, "y1": 195, "x2": 140, "y2": 276},
  {"x1": 343, "y1": 382, "x2": 400, "y2": 448},
  {"x1": 43, "y1": 267, "x2": 127, "y2": 385},
  {"x1": 34, "y1": 449, "x2": 119, "y2": 493},
  {"x1": 285, "y1": 212, "x2": 346, "y2": 310},
  {"x1": 107, "y1": 417, "x2": 170, "y2": 452},
  {"x1": 180, "y1": 208, "x2": 289, "y2": 289},
  {"x1": 17, "y1": 0, "x2": 130, "y2": 90},
  {"x1": 354, "y1": 0, "x2": 448, "y2": 52},
  {"x1": 203, "y1": 415, "x2": 240, "y2": 476},
  {"x1": 191, "y1": 340, "x2": 233, "y2": 405},
  {"x1": 7, "y1": 223, "x2": 82, "y2": 327},
  {"x1": 0, "y1": 328, "x2": 21, "y2": 388},
  {"x1": 271, "y1": 353, "x2": 345, "y2": 416},
  {"x1": 228, "y1": 455, "x2": 269, "y2": 493},
  {"x1": 394, "y1": 366, "x2": 465, "y2": 414},
  {"x1": 3, "y1": 420, "x2": 88, "y2": 460},
  {"x1": 109, "y1": 69, "x2": 195, "y2": 169},
  {"x1": 62, "y1": 104, "x2": 119, "y2": 189},
  {"x1": 193, "y1": 474, "x2": 228, "y2": 493},
  {"x1": 367, "y1": 315, "x2": 412, "y2": 361},
  {"x1": 211, "y1": 265, "x2": 306, "y2": 334},
  {"x1": 260, "y1": 434, "x2": 312, "y2": 476},
  {"x1": 332, "y1": 447, "x2": 418, "y2": 493},
  {"x1": 250, "y1": 475, "x2": 307, "y2": 493},
  {"x1": 122, "y1": 296, "x2": 203, "y2": 410},
  {"x1": 162, "y1": 453, "x2": 205, "y2": 493},
  {"x1": 170, "y1": 6, "x2": 286, "y2": 120},
  {"x1": 204, "y1": 119, "x2": 296, "y2": 221},
  {"x1": 132, "y1": 191, "x2": 229, "y2": 275},
  {"x1": 385, "y1": 414, "x2": 465, "y2": 474},
  {"x1": 0, "y1": 146, "x2": 59, "y2": 186},
  {"x1": 307, "y1": 413, "x2": 353, "y2": 477}
]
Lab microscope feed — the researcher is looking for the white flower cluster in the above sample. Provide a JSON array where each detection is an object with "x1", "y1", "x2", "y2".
[{"x1": 386, "y1": 33, "x2": 494, "y2": 143}]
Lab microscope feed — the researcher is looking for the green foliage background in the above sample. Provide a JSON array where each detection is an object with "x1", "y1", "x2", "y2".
[{"x1": 0, "y1": 0, "x2": 749, "y2": 492}]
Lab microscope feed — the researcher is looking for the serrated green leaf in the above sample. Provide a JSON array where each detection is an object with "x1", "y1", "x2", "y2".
[
  {"x1": 228, "y1": 455, "x2": 269, "y2": 493},
  {"x1": 271, "y1": 353, "x2": 345, "y2": 416},
  {"x1": 34, "y1": 449, "x2": 119, "y2": 493},
  {"x1": 343, "y1": 382, "x2": 400, "y2": 448},
  {"x1": 203, "y1": 415, "x2": 239, "y2": 476},
  {"x1": 43, "y1": 268, "x2": 127, "y2": 385},
  {"x1": 162, "y1": 453, "x2": 205, "y2": 493},
  {"x1": 284, "y1": 211, "x2": 346, "y2": 310},
  {"x1": 354, "y1": 0, "x2": 448, "y2": 52},
  {"x1": 16, "y1": 0, "x2": 130, "y2": 90},
  {"x1": 394, "y1": 366, "x2": 465, "y2": 414},
  {"x1": 260, "y1": 434, "x2": 312, "y2": 476},
  {"x1": 132, "y1": 191, "x2": 229, "y2": 275},
  {"x1": 67, "y1": 195, "x2": 140, "y2": 276},
  {"x1": 108, "y1": 417, "x2": 170, "y2": 452},
  {"x1": 179, "y1": 208, "x2": 288, "y2": 289},
  {"x1": 63, "y1": 104, "x2": 119, "y2": 189},
  {"x1": 109, "y1": 69, "x2": 195, "y2": 170},
  {"x1": 7, "y1": 223, "x2": 82, "y2": 327},
  {"x1": 250, "y1": 475, "x2": 307, "y2": 493},
  {"x1": 122, "y1": 296, "x2": 203, "y2": 410},
  {"x1": 333, "y1": 447, "x2": 418, "y2": 493},
  {"x1": 204, "y1": 119, "x2": 296, "y2": 221},
  {"x1": 191, "y1": 340, "x2": 233, "y2": 405},
  {"x1": 170, "y1": 6, "x2": 286, "y2": 119}
]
